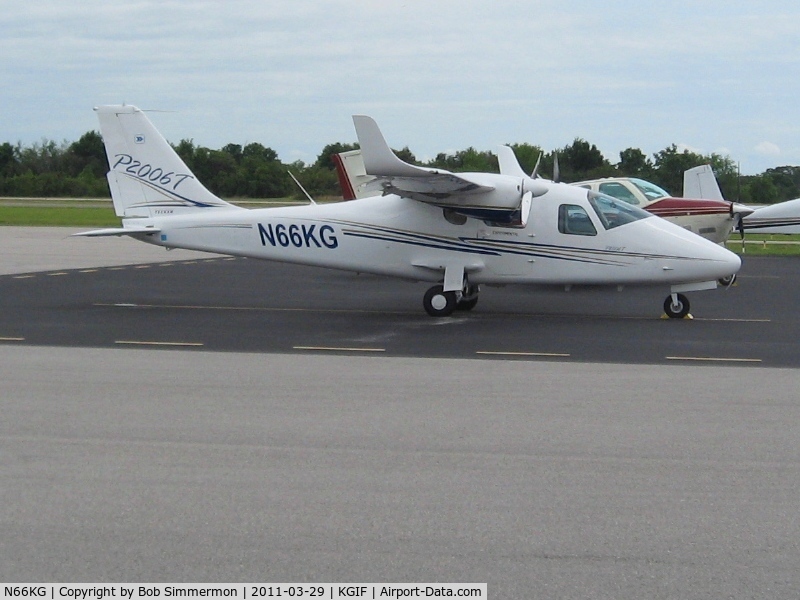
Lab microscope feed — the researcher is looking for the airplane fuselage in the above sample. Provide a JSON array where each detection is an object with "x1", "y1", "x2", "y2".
[
  {"x1": 126, "y1": 185, "x2": 740, "y2": 288},
  {"x1": 86, "y1": 105, "x2": 741, "y2": 317}
]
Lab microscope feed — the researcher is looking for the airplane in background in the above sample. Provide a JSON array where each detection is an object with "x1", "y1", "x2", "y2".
[
  {"x1": 572, "y1": 175, "x2": 753, "y2": 244},
  {"x1": 77, "y1": 105, "x2": 740, "y2": 318},
  {"x1": 684, "y1": 164, "x2": 800, "y2": 234}
]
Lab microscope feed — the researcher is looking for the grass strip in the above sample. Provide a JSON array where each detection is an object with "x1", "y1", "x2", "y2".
[{"x1": 0, "y1": 206, "x2": 118, "y2": 226}]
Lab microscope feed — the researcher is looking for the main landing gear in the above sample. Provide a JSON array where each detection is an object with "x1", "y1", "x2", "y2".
[
  {"x1": 423, "y1": 283, "x2": 480, "y2": 317},
  {"x1": 663, "y1": 292, "x2": 691, "y2": 319}
]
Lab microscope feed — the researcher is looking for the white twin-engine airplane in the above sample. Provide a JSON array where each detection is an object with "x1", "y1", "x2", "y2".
[{"x1": 77, "y1": 105, "x2": 741, "y2": 318}]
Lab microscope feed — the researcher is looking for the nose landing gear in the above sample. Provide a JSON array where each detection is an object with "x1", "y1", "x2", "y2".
[{"x1": 663, "y1": 292, "x2": 690, "y2": 319}]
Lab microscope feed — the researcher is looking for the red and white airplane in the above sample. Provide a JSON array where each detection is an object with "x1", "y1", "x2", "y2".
[
  {"x1": 684, "y1": 164, "x2": 800, "y2": 235},
  {"x1": 572, "y1": 175, "x2": 753, "y2": 244}
]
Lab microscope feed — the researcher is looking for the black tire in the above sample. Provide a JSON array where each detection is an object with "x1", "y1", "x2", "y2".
[
  {"x1": 663, "y1": 293, "x2": 690, "y2": 319},
  {"x1": 456, "y1": 296, "x2": 479, "y2": 311},
  {"x1": 423, "y1": 285, "x2": 457, "y2": 317},
  {"x1": 718, "y1": 274, "x2": 736, "y2": 286}
]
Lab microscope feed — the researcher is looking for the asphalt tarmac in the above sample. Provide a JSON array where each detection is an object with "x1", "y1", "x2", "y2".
[
  {"x1": 2, "y1": 228, "x2": 800, "y2": 598},
  {"x1": 1, "y1": 229, "x2": 799, "y2": 366}
]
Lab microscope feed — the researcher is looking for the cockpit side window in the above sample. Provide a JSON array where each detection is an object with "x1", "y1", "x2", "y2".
[
  {"x1": 588, "y1": 191, "x2": 651, "y2": 230},
  {"x1": 558, "y1": 204, "x2": 597, "y2": 236},
  {"x1": 598, "y1": 181, "x2": 640, "y2": 205}
]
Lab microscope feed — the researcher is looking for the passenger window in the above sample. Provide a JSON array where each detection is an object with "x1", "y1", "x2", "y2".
[
  {"x1": 558, "y1": 204, "x2": 597, "y2": 236},
  {"x1": 598, "y1": 182, "x2": 640, "y2": 205}
]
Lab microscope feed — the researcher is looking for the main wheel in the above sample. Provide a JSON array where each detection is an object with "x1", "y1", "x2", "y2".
[
  {"x1": 456, "y1": 285, "x2": 480, "y2": 311},
  {"x1": 423, "y1": 285, "x2": 457, "y2": 317},
  {"x1": 663, "y1": 293, "x2": 690, "y2": 319},
  {"x1": 456, "y1": 296, "x2": 479, "y2": 311}
]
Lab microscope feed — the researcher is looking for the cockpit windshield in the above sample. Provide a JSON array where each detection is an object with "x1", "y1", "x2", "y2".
[
  {"x1": 587, "y1": 191, "x2": 652, "y2": 230},
  {"x1": 629, "y1": 178, "x2": 670, "y2": 200}
]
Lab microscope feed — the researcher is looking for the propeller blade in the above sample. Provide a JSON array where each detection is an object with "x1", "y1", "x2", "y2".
[
  {"x1": 735, "y1": 213, "x2": 745, "y2": 253},
  {"x1": 553, "y1": 153, "x2": 561, "y2": 183},
  {"x1": 519, "y1": 190, "x2": 533, "y2": 227},
  {"x1": 531, "y1": 152, "x2": 542, "y2": 179}
]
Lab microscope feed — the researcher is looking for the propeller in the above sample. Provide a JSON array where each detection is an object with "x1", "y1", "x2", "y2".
[
  {"x1": 552, "y1": 153, "x2": 561, "y2": 184},
  {"x1": 736, "y1": 212, "x2": 745, "y2": 253},
  {"x1": 530, "y1": 151, "x2": 560, "y2": 183},
  {"x1": 531, "y1": 153, "x2": 543, "y2": 179},
  {"x1": 728, "y1": 201, "x2": 751, "y2": 253}
]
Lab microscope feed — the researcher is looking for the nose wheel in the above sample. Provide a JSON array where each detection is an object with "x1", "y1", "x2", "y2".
[{"x1": 663, "y1": 293, "x2": 690, "y2": 319}]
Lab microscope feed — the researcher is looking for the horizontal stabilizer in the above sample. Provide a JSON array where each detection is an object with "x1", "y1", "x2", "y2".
[{"x1": 72, "y1": 226, "x2": 162, "y2": 238}]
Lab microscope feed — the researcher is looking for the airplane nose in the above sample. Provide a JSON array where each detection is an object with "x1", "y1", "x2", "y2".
[
  {"x1": 723, "y1": 247, "x2": 742, "y2": 273},
  {"x1": 704, "y1": 242, "x2": 741, "y2": 281},
  {"x1": 668, "y1": 223, "x2": 742, "y2": 280}
]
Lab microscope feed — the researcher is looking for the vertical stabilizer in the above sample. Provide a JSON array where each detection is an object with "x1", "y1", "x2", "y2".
[
  {"x1": 332, "y1": 149, "x2": 378, "y2": 200},
  {"x1": 683, "y1": 165, "x2": 724, "y2": 200},
  {"x1": 95, "y1": 105, "x2": 240, "y2": 218}
]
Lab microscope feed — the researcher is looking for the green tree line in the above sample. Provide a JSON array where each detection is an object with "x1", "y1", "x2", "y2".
[{"x1": 1, "y1": 130, "x2": 798, "y2": 204}]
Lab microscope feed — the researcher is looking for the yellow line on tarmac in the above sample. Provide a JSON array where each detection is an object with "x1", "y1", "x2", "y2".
[
  {"x1": 0, "y1": 337, "x2": 25, "y2": 342},
  {"x1": 12, "y1": 274, "x2": 35, "y2": 279},
  {"x1": 47, "y1": 272, "x2": 68, "y2": 276},
  {"x1": 115, "y1": 340, "x2": 204, "y2": 347},
  {"x1": 294, "y1": 345, "x2": 386, "y2": 353},
  {"x1": 79, "y1": 269, "x2": 98, "y2": 273},
  {"x1": 476, "y1": 350, "x2": 571, "y2": 358},
  {"x1": 666, "y1": 356, "x2": 762, "y2": 363}
]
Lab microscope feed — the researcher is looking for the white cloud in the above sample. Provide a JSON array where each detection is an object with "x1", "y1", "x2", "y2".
[
  {"x1": 676, "y1": 143, "x2": 704, "y2": 155},
  {"x1": 754, "y1": 141, "x2": 781, "y2": 157},
  {"x1": 2, "y1": 1, "x2": 800, "y2": 173}
]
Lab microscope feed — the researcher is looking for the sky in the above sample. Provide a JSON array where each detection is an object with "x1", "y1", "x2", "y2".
[{"x1": 2, "y1": 0, "x2": 799, "y2": 175}]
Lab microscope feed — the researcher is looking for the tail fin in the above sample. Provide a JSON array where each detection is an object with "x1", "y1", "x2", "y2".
[
  {"x1": 95, "y1": 105, "x2": 240, "y2": 218},
  {"x1": 683, "y1": 164, "x2": 724, "y2": 200},
  {"x1": 331, "y1": 149, "x2": 378, "y2": 200}
]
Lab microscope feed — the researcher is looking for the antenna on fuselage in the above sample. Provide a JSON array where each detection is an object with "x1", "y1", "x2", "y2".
[{"x1": 288, "y1": 170, "x2": 317, "y2": 205}]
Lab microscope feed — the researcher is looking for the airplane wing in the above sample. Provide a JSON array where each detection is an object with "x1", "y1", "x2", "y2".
[{"x1": 353, "y1": 115, "x2": 505, "y2": 205}]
